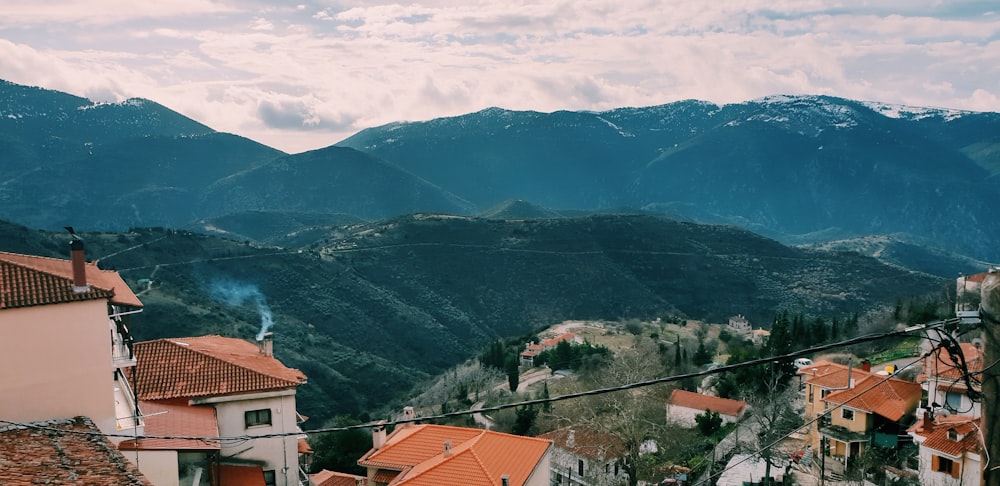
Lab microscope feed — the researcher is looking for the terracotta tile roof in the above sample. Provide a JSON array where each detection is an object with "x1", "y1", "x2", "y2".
[
  {"x1": 0, "y1": 416, "x2": 153, "y2": 485},
  {"x1": 218, "y1": 464, "x2": 266, "y2": 486},
  {"x1": 132, "y1": 335, "x2": 307, "y2": 400},
  {"x1": 310, "y1": 469, "x2": 368, "y2": 486},
  {"x1": 358, "y1": 425, "x2": 551, "y2": 486},
  {"x1": 299, "y1": 437, "x2": 314, "y2": 454},
  {"x1": 538, "y1": 426, "x2": 624, "y2": 461},
  {"x1": 824, "y1": 375, "x2": 922, "y2": 422},
  {"x1": 910, "y1": 416, "x2": 981, "y2": 458},
  {"x1": 118, "y1": 398, "x2": 219, "y2": 451},
  {"x1": 0, "y1": 251, "x2": 141, "y2": 309},
  {"x1": 668, "y1": 389, "x2": 747, "y2": 417},
  {"x1": 372, "y1": 468, "x2": 403, "y2": 483},
  {"x1": 800, "y1": 361, "x2": 874, "y2": 389},
  {"x1": 922, "y1": 343, "x2": 984, "y2": 382}
]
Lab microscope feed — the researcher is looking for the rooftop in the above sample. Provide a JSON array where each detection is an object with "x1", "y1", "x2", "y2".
[
  {"x1": 358, "y1": 424, "x2": 551, "y2": 486},
  {"x1": 131, "y1": 335, "x2": 307, "y2": 400},
  {"x1": 0, "y1": 416, "x2": 152, "y2": 485},
  {"x1": 824, "y1": 375, "x2": 922, "y2": 422},
  {"x1": 909, "y1": 415, "x2": 981, "y2": 458},
  {"x1": 0, "y1": 250, "x2": 142, "y2": 309},
  {"x1": 668, "y1": 389, "x2": 747, "y2": 417},
  {"x1": 118, "y1": 398, "x2": 220, "y2": 451},
  {"x1": 538, "y1": 426, "x2": 624, "y2": 461},
  {"x1": 311, "y1": 469, "x2": 368, "y2": 486}
]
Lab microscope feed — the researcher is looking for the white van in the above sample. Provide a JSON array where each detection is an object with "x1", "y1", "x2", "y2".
[{"x1": 794, "y1": 358, "x2": 813, "y2": 369}]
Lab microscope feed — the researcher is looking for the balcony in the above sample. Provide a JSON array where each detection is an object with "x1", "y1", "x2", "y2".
[
  {"x1": 112, "y1": 371, "x2": 144, "y2": 442},
  {"x1": 109, "y1": 318, "x2": 136, "y2": 368}
]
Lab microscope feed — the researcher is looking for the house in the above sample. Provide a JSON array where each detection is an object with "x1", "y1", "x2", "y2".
[
  {"x1": 798, "y1": 361, "x2": 875, "y2": 453},
  {"x1": 908, "y1": 413, "x2": 983, "y2": 486},
  {"x1": 538, "y1": 426, "x2": 626, "y2": 486},
  {"x1": 0, "y1": 243, "x2": 145, "y2": 438},
  {"x1": 520, "y1": 333, "x2": 579, "y2": 367},
  {"x1": 917, "y1": 339, "x2": 983, "y2": 418},
  {"x1": 310, "y1": 469, "x2": 368, "y2": 486},
  {"x1": 123, "y1": 334, "x2": 309, "y2": 486},
  {"x1": 666, "y1": 389, "x2": 747, "y2": 427},
  {"x1": 357, "y1": 419, "x2": 552, "y2": 486},
  {"x1": 0, "y1": 416, "x2": 152, "y2": 485},
  {"x1": 820, "y1": 374, "x2": 922, "y2": 472},
  {"x1": 728, "y1": 315, "x2": 751, "y2": 334},
  {"x1": 750, "y1": 328, "x2": 770, "y2": 346}
]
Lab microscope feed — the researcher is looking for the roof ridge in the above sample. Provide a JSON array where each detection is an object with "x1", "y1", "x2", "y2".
[{"x1": 166, "y1": 336, "x2": 303, "y2": 385}]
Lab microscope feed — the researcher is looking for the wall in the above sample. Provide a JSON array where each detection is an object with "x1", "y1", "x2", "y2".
[
  {"x1": 829, "y1": 407, "x2": 868, "y2": 433},
  {"x1": 918, "y1": 445, "x2": 982, "y2": 486},
  {"x1": 524, "y1": 448, "x2": 552, "y2": 486},
  {"x1": 207, "y1": 391, "x2": 299, "y2": 486},
  {"x1": 120, "y1": 449, "x2": 179, "y2": 486},
  {"x1": 0, "y1": 300, "x2": 117, "y2": 433}
]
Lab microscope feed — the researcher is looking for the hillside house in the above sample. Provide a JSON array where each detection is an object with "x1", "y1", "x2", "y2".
[
  {"x1": 520, "y1": 332, "x2": 580, "y2": 367},
  {"x1": 666, "y1": 389, "x2": 748, "y2": 427},
  {"x1": 358, "y1": 421, "x2": 552, "y2": 486},
  {"x1": 820, "y1": 374, "x2": 921, "y2": 473},
  {"x1": 750, "y1": 328, "x2": 770, "y2": 346},
  {"x1": 799, "y1": 361, "x2": 874, "y2": 453},
  {"x1": 538, "y1": 426, "x2": 626, "y2": 486},
  {"x1": 917, "y1": 340, "x2": 983, "y2": 418},
  {"x1": 908, "y1": 414, "x2": 983, "y2": 486},
  {"x1": 728, "y1": 315, "x2": 751, "y2": 334},
  {"x1": 0, "y1": 243, "x2": 145, "y2": 438},
  {"x1": 122, "y1": 334, "x2": 308, "y2": 486}
]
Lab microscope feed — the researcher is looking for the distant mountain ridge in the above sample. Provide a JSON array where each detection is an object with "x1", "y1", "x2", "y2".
[{"x1": 2, "y1": 79, "x2": 998, "y2": 264}]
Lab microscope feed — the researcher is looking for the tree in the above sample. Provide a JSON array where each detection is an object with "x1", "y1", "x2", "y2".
[
  {"x1": 308, "y1": 416, "x2": 372, "y2": 475},
  {"x1": 560, "y1": 340, "x2": 668, "y2": 486},
  {"x1": 695, "y1": 410, "x2": 722, "y2": 437},
  {"x1": 693, "y1": 339, "x2": 712, "y2": 366},
  {"x1": 741, "y1": 371, "x2": 802, "y2": 484},
  {"x1": 505, "y1": 356, "x2": 519, "y2": 392},
  {"x1": 511, "y1": 405, "x2": 538, "y2": 436}
]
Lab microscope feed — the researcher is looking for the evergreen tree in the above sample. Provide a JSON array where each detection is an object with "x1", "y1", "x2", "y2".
[
  {"x1": 830, "y1": 316, "x2": 840, "y2": 340},
  {"x1": 674, "y1": 337, "x2": 682, "y2": 367},
  {"x1": 505, "y1": 356, "x2": 519, "y2": 392},
  {"x1": 693, "y1": 339, "x2": 712, "y2": 366},
  {"x1": 811, "y1": 316, "x2": 827, "y2": 344}
]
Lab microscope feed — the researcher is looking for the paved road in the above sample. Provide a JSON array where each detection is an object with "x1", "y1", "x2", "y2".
[{"x1": 471, "y1": 367, "x2": 561, "y2": 429}]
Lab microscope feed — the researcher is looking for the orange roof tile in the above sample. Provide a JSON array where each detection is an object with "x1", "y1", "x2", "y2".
[
  {"x1": 310, "y1": 469, "x2": 368, "y2": 486},
  {"x1": 824, "y1": 375, "x2": 922, "y2": 422},
  {"x1": 218, "y1": 464, "x2": 266, "y2": 486},
  {"x1": 132, "y1": 335, "x2": 306, "y2": 400},
  {"x1": 358, "y1": 425, "x2": 551, "y2": 486},
  {"x1": 910, "y1": 416, "x2": 981, "y2": 458},
  {"x1": 923, "y1": 343, "x2": 984, "y2": 382},
  {"x1": 0, "y1": 251, "x2": 141, "y2": 309},
  {"x1": 118, "y1": 399, "x2": 219, "y2": 451},
  {"x1": 668, "y1": 389, "x2": 747, "y2": 417},
  {"x1": 800, "y1": 362, "x2": 874, "y2": 389},
  {"x1": 0, "y1": 416, "x2": 153, "y2": 485},
  {"x1": 538, "y1": 426, "x2": 624, "y2": 461}
]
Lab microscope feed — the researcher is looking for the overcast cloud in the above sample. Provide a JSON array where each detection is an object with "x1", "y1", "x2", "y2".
[{"x1": 1, "y1": 1, "x2": 997, "y2": 153}]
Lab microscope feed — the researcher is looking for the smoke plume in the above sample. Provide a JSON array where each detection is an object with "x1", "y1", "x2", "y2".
[{"x1": 209, "y1": 280, "x2": 274, "y2": 340}]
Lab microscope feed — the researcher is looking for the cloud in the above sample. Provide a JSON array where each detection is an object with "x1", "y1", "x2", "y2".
[{"x1": 1, "y1": 1, "x2": 999, "y2": 153}]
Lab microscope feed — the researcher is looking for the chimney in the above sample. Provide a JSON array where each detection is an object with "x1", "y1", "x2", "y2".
[
  {"x1": 443, "y1": 440, "x2": 452, "y2": 456},
  {"x1": 401, "y1": 406, "x2": 415, "y2": 428},
  {"x1": 923, "y1": 410, "x2": 933, "y2": 431},
  {"x1": 566, "y1": 428, "x2": 576, "y2": 448},
  {"x1": 257, "y1": 332, "x2": 273, "y2": 357},
  {"x1": 372, "y1": 421, "x2": 387, "y2": 450},
  {"x1": 501, "y1": 474, "x2": 510, "y2": 486},
  {"x1": 70, "y1": 238, "x2": 89, "y2": 293},
  {"x1": 861, "y1": 359, "x2": 871, "y2": 373}
]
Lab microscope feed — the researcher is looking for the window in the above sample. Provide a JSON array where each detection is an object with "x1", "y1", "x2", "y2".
[
  {"x1": 948, "y1": 428, "x2": 959, "y2": 441},
  {"x1": 578, "y1": 459, "x2": 584, "y2": 476},
  {"x1": 841, "y1": 409, "x2": 854, "y2": 421},
  {"x1": 933, "y1": 455, "x2": 960, "y2": 478},
  {"x1": 245, "y1": 409, "x2": 272, "y2": 427},
  {"x1": 808, "y1": 386, "x2": 814, "y2": 404},
  {"x1": 263, "y1": 470, "x2": 276, "y2": 486},
  {"x1": 945, "y1": 392, "x2": 963, "y2": 410}
]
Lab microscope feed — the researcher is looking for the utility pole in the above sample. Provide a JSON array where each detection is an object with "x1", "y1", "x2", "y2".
[{"x1": 982, "y1": 272, "x2": 1000, "y2": 486}]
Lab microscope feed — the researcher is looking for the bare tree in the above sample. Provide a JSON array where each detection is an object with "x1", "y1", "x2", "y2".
[{"x1": 741, "y1": 368, "x2": 802, "y2": 485}]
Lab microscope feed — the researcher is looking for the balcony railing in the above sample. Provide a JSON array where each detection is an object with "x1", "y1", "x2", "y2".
[{"x1": 112, "y1": 372, "x2": 144, "y2": 441}]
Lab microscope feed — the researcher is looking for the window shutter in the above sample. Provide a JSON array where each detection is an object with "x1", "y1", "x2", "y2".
[
  {"x1": 932, "y1": 455, "x2": 939, "y2": 471},
  {"x1": 951, "y1": 460, "x2": 961, "y2": 479}
]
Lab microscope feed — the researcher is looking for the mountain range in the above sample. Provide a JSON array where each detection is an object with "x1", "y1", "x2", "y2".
[{"x1": 1, "y1": 79, "x2": 998, "y2": 265}]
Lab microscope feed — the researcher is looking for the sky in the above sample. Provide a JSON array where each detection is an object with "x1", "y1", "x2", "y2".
[{"x1": 1, "y1": 1, "x2": 998, "y2": 154}]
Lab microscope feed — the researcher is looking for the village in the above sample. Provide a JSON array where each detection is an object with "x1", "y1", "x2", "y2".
[{"x1": 0, "y1": 241, "x2": 990, "y2": 486}]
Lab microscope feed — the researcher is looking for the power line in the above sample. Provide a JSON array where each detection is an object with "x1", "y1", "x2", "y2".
[{"x1": 0, "y1": 318, "x2": 959, "y2": 443}]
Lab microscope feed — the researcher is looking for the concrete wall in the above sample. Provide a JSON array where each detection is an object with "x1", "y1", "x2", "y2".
[
  {"x1": 0, "y1": 300, "x2": 117, "y2": 433},
  {"x1": 209, "y1": 391, "x2": 299, "y2": 486},
  {"x1": 120, "y1": 449, "x2": 179, "y2": 486}
]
